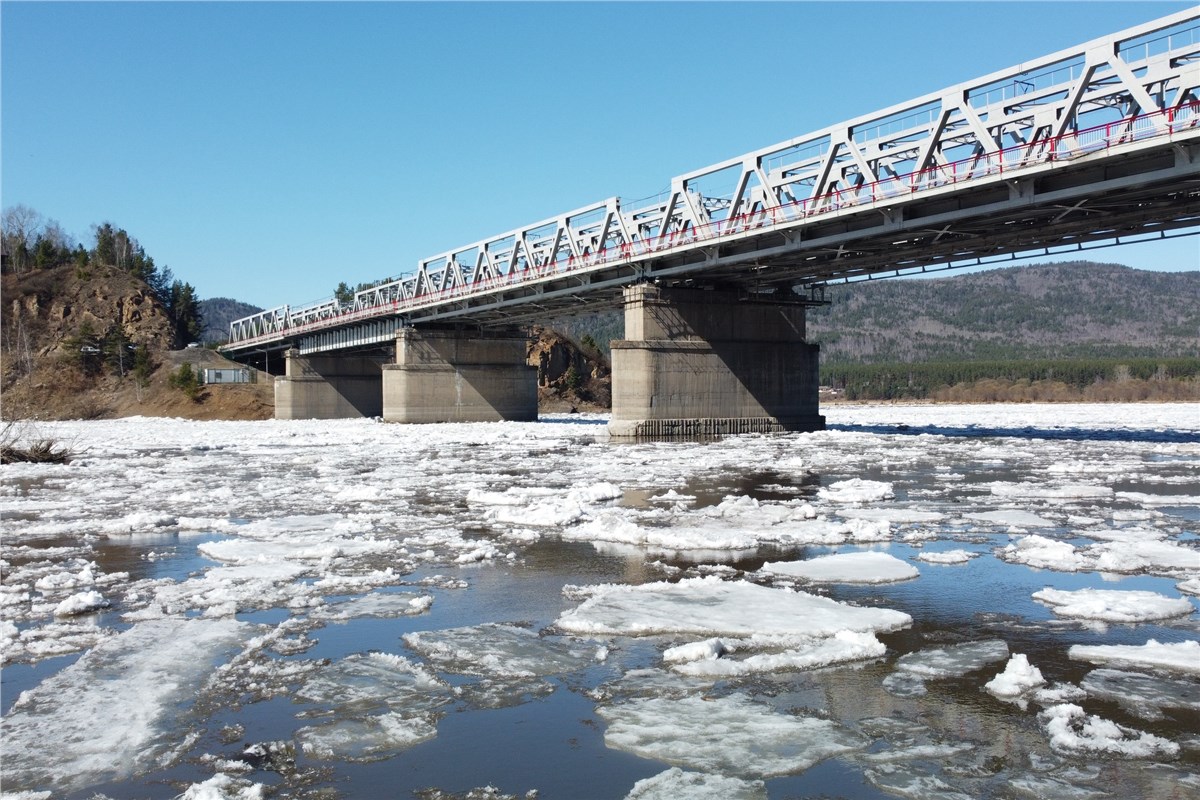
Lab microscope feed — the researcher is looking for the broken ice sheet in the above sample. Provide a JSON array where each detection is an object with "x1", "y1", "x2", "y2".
[
  {"x1": 1069, "y1": 639, "x2": 1200, "y2": 676},
  {"x1": 598, "y1": 694, "x2": 865, "y2": 777},
  {"x1": 757, "y1": 550, "x2": 919, "y2": 584},
  {"x1": 624, "y1": 767, "x2": 766, "y2": 800},
  {"x1": 556, "y1": 576, "x2": 910, "y2": 639},
  {"x1": 403, "y1": 623, "x2": 594, "y2": 678},
  {"x1": 1039, "y1": 703, "x2": 1180, "y2": 759},
  {"x1": 1032, "y1": 587, "x2": 1195, "y2": 623},
  {"x1": 315, "y1": 591, "x2": 434, "y2": 621},
  {"x1": 296, "y1": 712, "x2": 439, "y2": 762},
  {"x1": 883, "y1": 640, "x2": 1010, "y2": 697},
  {"x1": 2, "y1": 617, "x2": 249, "y2": 795},
  {"x1": 1080, "y1": 669, "x2": 1200, "y2": 720},
  {"x1": 294, "y1": 652, "x2": 450, "y2": 716},
  {"x1": 863, "y1": 762, "x2": 975, "y2": 800}
]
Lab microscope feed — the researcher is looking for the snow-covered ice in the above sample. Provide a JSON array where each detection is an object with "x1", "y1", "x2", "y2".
[
  {"x1": 758, "y1": 551, "x2": 919, "y2": 584},
  {"x1": 1032, "y1": 587, "x2": 1195, "y2": 623},
  {"x1": 556, "y1": 576, "x2": 911, "y2": 638},
  {"x1": 1068, "y1": 639, "x2": 1200, "y2": 675},
  {"x1": 984, "y1": 654, "x2": 1046, "y2": 705}
]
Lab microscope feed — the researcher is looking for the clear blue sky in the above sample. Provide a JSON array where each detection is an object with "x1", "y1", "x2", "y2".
[{"x1": 3, "y1": 2, "x2": 1196, "y2": 310}]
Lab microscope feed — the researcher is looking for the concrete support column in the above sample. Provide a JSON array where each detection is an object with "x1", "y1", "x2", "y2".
[
  {"x1": 382, "y1": 328, "x2": 537, "y2": 423},
  {"x1": 275, "y1": 349, "x2": 385, "y2": 419},
  {"x1": 609, "y1": 284, "x2": 825, "y2": 437}
]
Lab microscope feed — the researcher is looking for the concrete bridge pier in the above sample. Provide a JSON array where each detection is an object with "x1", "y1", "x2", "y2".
[
  {"x1": 275, "y1": 349, "x2": 385, "y2": 419},
  {"x1": 382, "y1": 328, "x2": 537, "y2": 423},
  {"x1": 609, "y1": 284, "x2": 825, "y2": 437}
]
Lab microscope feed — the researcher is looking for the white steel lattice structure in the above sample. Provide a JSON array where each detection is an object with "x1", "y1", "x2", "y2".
[{"x1": 225, "y1": 9, "x2": 1200, "y2": 357}]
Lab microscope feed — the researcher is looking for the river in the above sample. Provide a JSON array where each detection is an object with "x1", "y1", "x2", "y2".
[{"x1": 2, "y1": 403, "x2": 1198, "y2": 799}]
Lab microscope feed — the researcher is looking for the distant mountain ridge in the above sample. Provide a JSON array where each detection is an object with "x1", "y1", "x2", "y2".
[
  {"x1": 198, "y1": 297, "x2": 263, "y2": 343},
  {"x1": 806, "y1": 261, "x2": 1198, "y2": 364}
]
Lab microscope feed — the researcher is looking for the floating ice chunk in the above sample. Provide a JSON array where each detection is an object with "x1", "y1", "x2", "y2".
[
  {"x1": 625, "y1": 767, "x2": 766, "y2": 799},
  {"x1": 663, "y1": 638, "x2": 727, "y2": 665},
  {"x1": 1116, "y1": 491, "x2": 1200, "y2": 507},
  {"x1": 495, "y1": 500, "x2": 586, "y2": 527},
  {"x1": 989, "y1": 483, "x2": 1113, "y2": 501},
  {"x1": 556, "y1": 577, "x2": 911, "y2": 639},
  {"x1": 1001, "y1": 772, "x2": 1108, "y2": 799},
  {"x1": 1032, "y1": 587, "x2": 1194, "y2": 623},
  {"x1": 1081, "y1": 669, "x2": 1200, "y2": 720},
  {"x1": 758, "y1": 551, "x2": 918, "y2": 584},
  {"x1": 818, "y1": 479, "x2": 894, "y2": 504},
  {"x1": 966, "y1": 510, "x2": 1055, "y2": 528},
  {"x1": 1000, "y1": 535, "x2": 1092, "y2": 571},
  {"x1": 598, "y1": 694, "x2": 865, "y2": 777},
  {"x1": 52, "y1": 589, "x2": 109, "y2": 616},
  {"x1": 1034, "y1": 682, "x2": 1087, "y2": 706},
  {"x1": 2, "y1": 618, "x2": 248, "y2": 794},
  {"x1": 1069, "y1": 639, "x2": 1200, "y2": 676},
  {"x1": 646, "y1": 489, "x2": 697, "y2": 504},
  {"x1": 295, "y1": 652, "x2": 448, "y2": 713},
  {"x1": 915, "y1": 549, "x2": 977, "y2": 565},
  {"x1": 296, "y1": 712, "x2": 438, "y2": 762},
  {"x1": 403, "y1": 623, "x2": 593, "y2": 678},
  {"x1": 839, "y1": 508, "x2": 946, "y2": 524},
  {"x1": 863, "y1": 763, "x2": 974, "y2": 800},
  {"x1": 566, "y1": 511, "x2": 761, "y2": 552},
  {"x1": 1039, "y1": 703, "x2": 1180, "y2": 758},
  {"x1": 1088, "y1": 538, "x2": 1200, "y2": 575},
  {"x1": 893, "y1": 640, "x2": 1010, "y2": 679},
  {"x1": 177, "y1": 773, "x2": 265, "y2": 800},
  {"x1": 1179, "y1": 578, "x2": 1200, "y2": 596},
  {"x1": 984, "y1": 654, "x2": 1046, "y2": 705},
  {"x1": 670, "y1": 630, "x2": 887, "y2": 677},
  {"x1": 885, "y1": 640, "x2": 1010, "y2": 697},
  {"x1": 33, "y1": 562, "x2": 96, "y2": 592},
  {"x1": 318, "y1": 592, "x2": 433, "y2": 621}
]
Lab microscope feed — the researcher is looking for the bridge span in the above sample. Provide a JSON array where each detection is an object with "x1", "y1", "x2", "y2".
[{"x1": 223, "y1": 10, "x2": 1200, "y2": 436}]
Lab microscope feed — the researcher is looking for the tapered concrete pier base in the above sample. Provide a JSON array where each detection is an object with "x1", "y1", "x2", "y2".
[
  {"x1": 609, "y1": 285, "x2": 824, "y2": 438},
  {"x1": 275, "y1": 349, "x2": 385, "y2": 419},
  {"x1": 382, "y1": 328, "x2": 537, "y2": 423}
]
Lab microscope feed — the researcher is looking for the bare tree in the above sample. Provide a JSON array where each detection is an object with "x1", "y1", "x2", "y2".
[{"x1": 2, "y1": 205, "x2": 44, "y2": 274}]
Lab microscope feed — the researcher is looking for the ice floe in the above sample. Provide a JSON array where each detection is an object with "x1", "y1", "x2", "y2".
[
  {"x1": 1080, "y1": 668, "x2": 1200, "y2": 720},
  {"x1": 598, "y1": 694, "x2": 865, "y2": 777},
  {"x1": 403, "y1": 623, "x2": 594, "y2": 678},
  {"x1": 1032, "y1": 587, "x2": 1194, "y2": 623},
  {"x1": 884, "y1": 640, "x2": 1010, "y2": 697},
  {"x1": 2, "y1": 618, "x2": 248, "y2": 793},
  {"x1": 914, "y1": 549, "x2": 977, "y2": 564},
  {"x1": 556, "y1": 576, "x2": 911, "y2": 639},
  {"x1": 984, "y1": 654, "x2": 1046, "y2": 706},
  {"x1": 1039, "y1": 703, "x2": 1180, "y2": 758},
  {"x1": 1068, "y1": 639, "x2": 1200, "y2": 676},
  {"x1": 624, "y1": 768, "x2": 766, "y2": 800},
  {"x1": 757, "y1": 551, "x2": 919, "y2": 584}
]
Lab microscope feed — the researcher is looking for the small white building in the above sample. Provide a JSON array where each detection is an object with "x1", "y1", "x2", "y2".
[{"x1": 202, "y1": 368, "x2": 252, "y2": 385}]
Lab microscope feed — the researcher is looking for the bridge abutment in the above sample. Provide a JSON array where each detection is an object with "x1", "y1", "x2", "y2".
[
  {"x1": 275, "y1": 350, "x2": 385, "y2": 419},
  {"x1": 381, "y1": 328, "x2": 538, "y2": 423},
  {"x1": 609, "y1": 284, "x2": 825, "y2": 437}
]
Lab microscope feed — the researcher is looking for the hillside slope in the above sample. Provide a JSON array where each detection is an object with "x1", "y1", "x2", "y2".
[{"x1": 807, "y1": 261, "x2": 1199, "y2": 363}]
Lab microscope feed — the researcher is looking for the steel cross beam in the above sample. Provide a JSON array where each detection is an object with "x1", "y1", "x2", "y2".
[{"x1": 224, "y1": 9, "x2": 1200, "y2": 356}]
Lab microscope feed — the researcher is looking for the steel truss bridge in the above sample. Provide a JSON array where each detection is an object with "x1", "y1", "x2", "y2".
[{"x1": 224, "y1": 10, "x2": 1200, "y2": 360}]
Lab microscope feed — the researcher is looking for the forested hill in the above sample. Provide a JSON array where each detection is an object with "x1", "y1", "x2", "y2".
[
  {"x1": 199, "y1": 298, "x2": 263, "y2": 343},
  {"x1": 807, "y1": 261, "x2": 1199, "y2": 364}
]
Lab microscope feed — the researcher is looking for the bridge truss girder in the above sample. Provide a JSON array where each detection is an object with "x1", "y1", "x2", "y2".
[{"x1": 224, "y1": 9, "x2": 1200, "y2": 355}]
